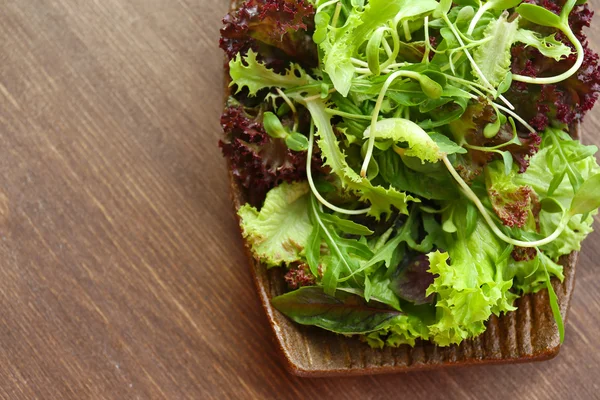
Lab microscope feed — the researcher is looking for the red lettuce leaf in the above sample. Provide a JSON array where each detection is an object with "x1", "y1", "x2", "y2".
[
  {"x1": 284, "y1": 263, "x2": 317, "y2": 289},
  {"x1": 511, "y1": 246, "x2": 538, "y2": 262},
  {"x1": 219, "y1": 104, "x2": 305, "y2": 202},
  {"x1": 219, "y1": 0, "x2": 317, "y2": 69},
  {"x1": 220, "y1": 103, "x2": 320, "y2": 204},
  {"x1": 488, "y1": 185, "x2": 540, "y2": 228},
  {"x1": 450, "y1": 100, "x2": 541, "y2": 179},
  {"x1": 506, "y1": 0, "x2": 600, "y2": 131},
  {"x1": 390, "y1": 254, "x2": 435, "y2": 305},
  {"x1": 271, "y1": 286, "x2": 403, "y2": 334}
]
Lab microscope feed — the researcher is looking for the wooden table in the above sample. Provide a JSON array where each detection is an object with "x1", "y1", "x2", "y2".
[{"x1": 0, "y1": 1, "x2": 599, "y2": 398}]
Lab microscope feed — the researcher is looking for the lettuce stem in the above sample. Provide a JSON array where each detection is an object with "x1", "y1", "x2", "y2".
[
  {"x1": 351, "y1": 58, "x2": 369, "y2": 67},
  {"x1": 403, "y1": 20, "x2": 412, "y2": 41},
  {"x1": 276, "y1": 88, "x2": 299, "y2": 132},
  {"x1": 382, "y1": 36, "x2": 394, "y2": 57},
  {"x1": 331, "y1": 2, "x2": 343, "y2": 28},
  {"x1": 325, "y1": 108, "x2": 373, "y2": 120},
  {"x1": 445, "y1": 75, "x2": 490, "y2": 96},
  {"x1": 493, "y1": 103, "x2": 536, "y2": 133},
  {"x1": 380, "y1": 26, "x2": 400, "y2": 71},
  {"x1": 467, "y1": 3, "x2": 492, "y2": 36},
  {"x1": 316, "y1": 0, "x2": 339, "y2": 14},
  {"x1": 423, "y1": 16, "x2": 431, "y2": 63}
]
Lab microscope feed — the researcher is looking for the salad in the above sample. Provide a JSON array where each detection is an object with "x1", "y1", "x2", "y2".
[{"x1": 219, "y1": 0, "x2": 600, "y2": 348}]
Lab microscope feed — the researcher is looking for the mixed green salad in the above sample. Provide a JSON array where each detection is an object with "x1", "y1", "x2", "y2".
[{"x1": 219, "y1": 0, "x2": 600, "y2": 347}]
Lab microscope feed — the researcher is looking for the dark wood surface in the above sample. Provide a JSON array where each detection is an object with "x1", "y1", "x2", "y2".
[{"x1": 0, "y1": 1, "x2": 598, "y2": 398}]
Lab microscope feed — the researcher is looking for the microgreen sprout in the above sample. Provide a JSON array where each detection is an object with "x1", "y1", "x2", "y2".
[
  {"x1": 513, "y1": 0, "x2": 584, "y2": 85},
  {"x1": 331, "y1": 2, "x2": 343, "y2": 28},
  {"x1": 402, "y1": 20, "x2": 412, "y2": 41},
  {"x1": 442, "y1": 13, "x2": 516, "y2": 111},
  {"x1": 423, "y1": 16, "x2": 432, "y2": 63},
  {"x1": 325, "y1": 108, "x2": 373, "y2": 120},
  {"x1": 467, "y1": 0, "x2": 524, "y2": 36},
  {"x1": 316, "y1": 0, "x2": 339, "y2": 14}
]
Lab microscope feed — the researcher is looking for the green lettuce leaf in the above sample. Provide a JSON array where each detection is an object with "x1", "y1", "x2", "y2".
[
  {"x1": 378, "y1": 149, "x2": 459, "y2": 200},
  {"x1": 320, "y1": 0, "x2": 435, "y2": 96},
  {"x1": 362, "y1": 313, "x2": 431, "y2": 348},
  {"x1": 425, "y1": 208, "x2": 517, "y2": 346},
  {"x1": 229, "y1": 49, "x2": 312, "y2": 96},
  {"x1": 339, "y1": 267, "x2": 401, "y2": 310},
  {"x1": 364, "y1": 118, "x2": 442, "y2": 163},
  {"x1": 319, "y1": 8, "x2": 368, "y2": 97},
  {"x1": 238, "y1": 181, "x2": 313, "y2": 267},
  {"x1": 392, "y1": 0, "x2": 439, "y2": 23},
  {"x1": 471, "y1": 15, "x2": 571, "y2": 89},
  {"x1": 516, "y1": 133, "x2": 600, "y2": 259},
  {"x1": 473, "y1": 13, "x2": 519, "y2": 87},
  {"x1": 506, "y1": 251, "x2": 564, "y2": 294},
  {"x1": 539, "y1": 212, "x2": 595, "y2": 260},
  {"x1": 514, "y1": 30, "x2": 572, "y2": 61}
]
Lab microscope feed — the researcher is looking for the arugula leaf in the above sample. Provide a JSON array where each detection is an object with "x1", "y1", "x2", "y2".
[
  {"x1": 320, "y1": 213, "x2": 374, "y2": 236},
  {"x1": 541, "y1": 256, "x2": 565, "y2": 343},
  {"x1": 341, "y1": 267, "x2": 402, "y2": 310},
  {"x1": 306, "y1": 195, "x2": 373, "y2": 295},
  {"x1": 238, "y1": 182, "x2": 313, "y2": 267},
  {"x1": 430, "y1": 133, "x2": 468, "y2": 155}
]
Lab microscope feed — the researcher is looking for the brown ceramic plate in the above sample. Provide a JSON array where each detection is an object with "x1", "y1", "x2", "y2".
[{"x1": 223, "y1": 0, "x2": 578, "y2": 377}]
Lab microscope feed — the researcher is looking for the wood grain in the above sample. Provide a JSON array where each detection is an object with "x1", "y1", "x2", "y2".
[{"x1": 0, "y1": 0, "x2": 598, "y2": 399}]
